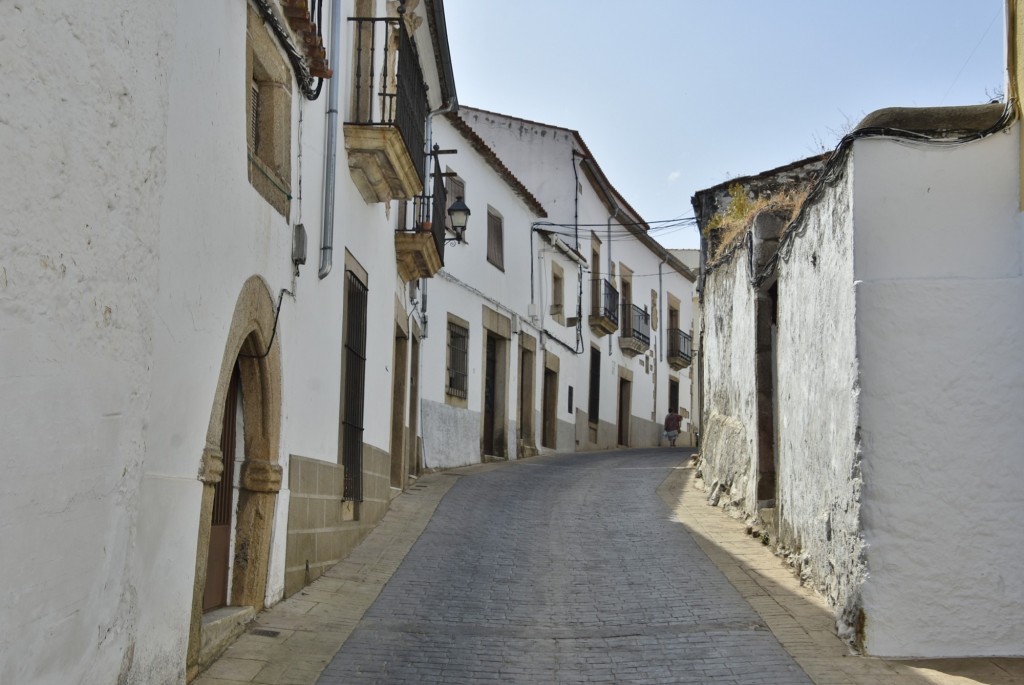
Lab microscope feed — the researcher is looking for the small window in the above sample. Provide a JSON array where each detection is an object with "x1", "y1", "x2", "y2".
[
  {"x1": 486, "y1": 210, "x2": 504, "y2": 270},
  {"x1": 446, "y1": 320, "x2": 469, "y2": 399},
  {"x1": 247, "y1": 6, "x2": 293, "y2": 216},
  {"x1": 550, "y1": 263, "x2": 565, "y2": 323}
]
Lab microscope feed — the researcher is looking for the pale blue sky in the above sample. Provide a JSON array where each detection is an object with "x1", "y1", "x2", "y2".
[{"x1": 444, "y1": 1, "x2": 1006, "y2": 248}]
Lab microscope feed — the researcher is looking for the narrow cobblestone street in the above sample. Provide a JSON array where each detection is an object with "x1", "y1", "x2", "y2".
[
  {"x1": 318, "y1": 450, "x2": 810, "y2": 684},
  {"x1": 197, "y1": 450, "x2": 1024, "y2": 685}
]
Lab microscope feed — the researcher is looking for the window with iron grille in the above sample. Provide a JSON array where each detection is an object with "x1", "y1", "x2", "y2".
[
  {"x1": 588, "y1": 347, "x2": 600, "y2": 423},
  {"x1": 486, "y1": 210, "x2": 504, "y2": 270},
  {"x1": 446, "y1": 320, "x2": 469, "y2": 399},
  {"x1": 341, "y1": 270, "x2": 368, "y2": 501}
]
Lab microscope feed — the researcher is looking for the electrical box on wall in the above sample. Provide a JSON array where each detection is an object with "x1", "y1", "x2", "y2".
[{"x1": 292, "y1": 224, "x2": 307, "y2": 266}]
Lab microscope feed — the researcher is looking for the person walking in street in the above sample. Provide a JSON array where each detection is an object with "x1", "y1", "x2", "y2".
[{"x1": 664, "y1": 409, "x2": 682, "y2": 447}]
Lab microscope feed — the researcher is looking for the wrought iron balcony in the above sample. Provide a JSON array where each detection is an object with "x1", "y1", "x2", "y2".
[
  {"x1": 589, "y1": 278, "x2": 619, "y2": 336},
  {"x1": 395, "y1": 154, "x2": 446, "y2": 281},
  {"x1": 667, "y1": 328, "x2": 693, "y2": 370},
  {"x1": 344, "y1": 17, "x2": 427, "y2": 204},
  {"x1": 618, "y1": 303, "x2": 650, "y2": 356}
]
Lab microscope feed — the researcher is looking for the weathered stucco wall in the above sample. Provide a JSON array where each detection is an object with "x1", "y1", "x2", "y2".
[
  {"x1": 699, "y1": 249, "x2": 757, "y2": 512},
  {"x1": 421, "y1": 400, "x2": 486, "y2": 469},
  {"x1": 0, "y1": 3, "x2": 173, "y2": 683},
  {"x1": 773, "y1": 159, "x2": 864, "y2": 642},
  {"x1": 853, "y1": 129, "x2": 1024, "y2": 657}
]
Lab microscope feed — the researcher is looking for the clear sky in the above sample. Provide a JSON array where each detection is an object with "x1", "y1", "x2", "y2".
[{"x1": 443, "y1": 1, "x2": 1007, "y2": 249}]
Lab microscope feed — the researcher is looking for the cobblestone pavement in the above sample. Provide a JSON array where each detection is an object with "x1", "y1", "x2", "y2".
[
  {"x1": 317, "y1": 449, "x2": 812, "y2": 684},
  {"x1": 197, "y1": 450, "x2": 1024, "y2": 685}
]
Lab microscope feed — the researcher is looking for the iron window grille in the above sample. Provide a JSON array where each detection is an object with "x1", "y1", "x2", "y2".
[
  {"x1": 446, "y1": 321, "x2": 469, "y2": 399},
  {"x1": 342, "y1": 270, "x2": 368, "y2": 501}
]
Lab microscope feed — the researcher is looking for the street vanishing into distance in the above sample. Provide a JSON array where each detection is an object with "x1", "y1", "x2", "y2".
[{"x1": 318, "y1": 450, "x2": 811, "y2": 684}]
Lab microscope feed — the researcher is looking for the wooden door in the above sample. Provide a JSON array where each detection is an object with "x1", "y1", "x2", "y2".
[
  {"x1": 204, "y1": 365, "x2": 239, "y2": 611},
  {"x1": 617, "y1": 378, "x2": 631, "y2": 446},
  {"x1": 483, "y1": 334, "x2": 497, "y2": 456}
]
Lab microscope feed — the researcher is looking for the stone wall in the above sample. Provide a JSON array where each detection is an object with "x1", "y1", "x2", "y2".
[
  {"x1": 698, "y1": 249, "x2": 758, "y2": 513},
  {"x1": 773, "y1": 159, "x2": 864, "y2": 644},
  {"x1": 284, "y1": 444, "x2": 391, "y2": 597}
]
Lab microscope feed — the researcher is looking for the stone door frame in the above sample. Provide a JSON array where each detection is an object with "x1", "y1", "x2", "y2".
[{"x1": 186, "y1": 276, "x2": 283, "y2": 679}]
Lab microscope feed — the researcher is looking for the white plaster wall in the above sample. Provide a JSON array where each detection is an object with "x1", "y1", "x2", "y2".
[
  {"x1": 1, "y1": 0, "x2": 429, "y2": 680},
  {"x1": 135, "y1": 1, "x2": 312, "y2": 676},
  {"x1": 459, "y1": 109, "x2": 696, "y2": 447},
  {"x1": 421, "y1": 399, "x2": 484, "y2": 468},
  {"x1": 456, "y1": 108, "x2": 579, "y2": 218},
  {"x1": 699, "y1": 250, "x2": 757, "y2": 510},
  {"x1": 773, "y1": 162, "x2": 864, "y2": 639},
  {"x1": 852, "y1": 130, "x2": 1024, "y2": 657},
  {"x1": 419, "y1": 117, "x2": 542, "y2": 467},
  {"x1": 608, "y1": 217, "x2": 695, "y2": 434},
  {"x1": 0, "y1": 3, "x2": 173, "y2": 683}
]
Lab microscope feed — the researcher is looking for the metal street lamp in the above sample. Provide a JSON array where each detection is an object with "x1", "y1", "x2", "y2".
[{"x1": 447, "y1": 196, "x2": 470, "y2": 243}]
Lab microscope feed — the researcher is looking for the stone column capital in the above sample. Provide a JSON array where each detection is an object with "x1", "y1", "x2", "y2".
[{"x1": 241, "y1": 460, "x2": 283, "y2": 493}]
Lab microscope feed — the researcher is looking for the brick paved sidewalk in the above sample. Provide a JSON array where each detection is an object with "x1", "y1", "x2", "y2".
[{"x1": 195, "y1": 455, "x2": 1024, "y2": 685}]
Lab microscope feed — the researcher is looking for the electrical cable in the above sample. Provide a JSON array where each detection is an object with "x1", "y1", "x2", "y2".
[
  {"x1": 239, "y1": 289, "x2": 293, "y2": 359},
  {"x1": 252, "y1": 0, "x2": 324, "y2": 101}
]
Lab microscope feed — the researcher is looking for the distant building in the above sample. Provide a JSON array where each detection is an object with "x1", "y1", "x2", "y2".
[{"x1": 419, "y1": 107, "x2": 698, "y2": 464}]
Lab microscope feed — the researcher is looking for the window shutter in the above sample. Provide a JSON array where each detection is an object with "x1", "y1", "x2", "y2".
[{"x1": 487, "y1": 212, "x2": 504, "y2": 270}]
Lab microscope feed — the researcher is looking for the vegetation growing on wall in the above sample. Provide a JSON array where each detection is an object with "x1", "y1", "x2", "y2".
[{"x1": 705, "y1": 183, "x2": 810, "y2": 259}]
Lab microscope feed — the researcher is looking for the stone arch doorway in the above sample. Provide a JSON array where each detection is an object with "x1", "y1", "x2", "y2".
[{"x1": 186, "y1": 276, "x2": 283, "y2": 680}]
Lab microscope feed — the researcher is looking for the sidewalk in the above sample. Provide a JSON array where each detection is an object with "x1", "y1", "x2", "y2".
[
  {"x1": 193, "y1": 463, "x2": 504, "y2": 685},
  {"x1": 195, "y1": 455, "x2": 1024, "y2": 685},
  {"x1": 659, "y1": 461, "x2": 1024, "y2": 685}
]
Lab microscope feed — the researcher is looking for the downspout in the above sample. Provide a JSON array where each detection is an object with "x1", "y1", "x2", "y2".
[
  {"x1": 529, "y1": 225, "x2": 537, "y2": 306},
  {"x1": 318, "y1": 0, "x2": 343, "y2": 279},
  {"x1": 420, "y1": 88, "x2": 457, "y2": 333},
  {"x1": 658, "y1": 254, "x2": 667, "y2": 363},
  {"x1": 606, "y1": 207, "x2": 620, "y2": 356},
  {"x1": 414, "y1": 100, "x2": 458, "y2": 342}
]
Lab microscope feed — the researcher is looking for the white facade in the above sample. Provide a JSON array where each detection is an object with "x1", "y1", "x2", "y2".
[
  {"x1": 1, "y1": 1, "x2": 455, "y2": 682},
  {"x1": 852, "y1": 129, "x2": 1024, "y2": 657},
  {"x1": 420, "y1": 108, "x2": 697, "y2": 467},
  {"x1": 419, "y1": 115, "x2": 559, "y2": 466},
  {"x1": 695, "y1": 107, "x2": 1024, "y2": 657}
]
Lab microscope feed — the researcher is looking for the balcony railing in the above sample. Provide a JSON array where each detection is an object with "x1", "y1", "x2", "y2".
[
  {"x1": 618, "y1": 303, "x2": 651, "y2": 344},
  {"x1": 394, "y1": 152, "x2": 446, "y2": 281},
  {"x1": 667, "y1": 328, "x2": 693, "y2": 369},
  {"x1": 589, "y1": 278, "x2": 619, "y2": 336},
  {"x1": 621, "y1": 303, "x2": 651, "y2": 347},
  {"x1": 345, "y1": 17, "x2": 427, "y2": 202}
]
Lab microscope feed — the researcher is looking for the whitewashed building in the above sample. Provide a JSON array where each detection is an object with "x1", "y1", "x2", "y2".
[
  {"x1": 0, "y1": 0, "x2": 460, "y2": 682},
  {"x1": 419, "y1": 107, "x2": 697, "y2": 466},
  {"x1": 693, "y1": 13, "x2": 1024, "y2": 655}
]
